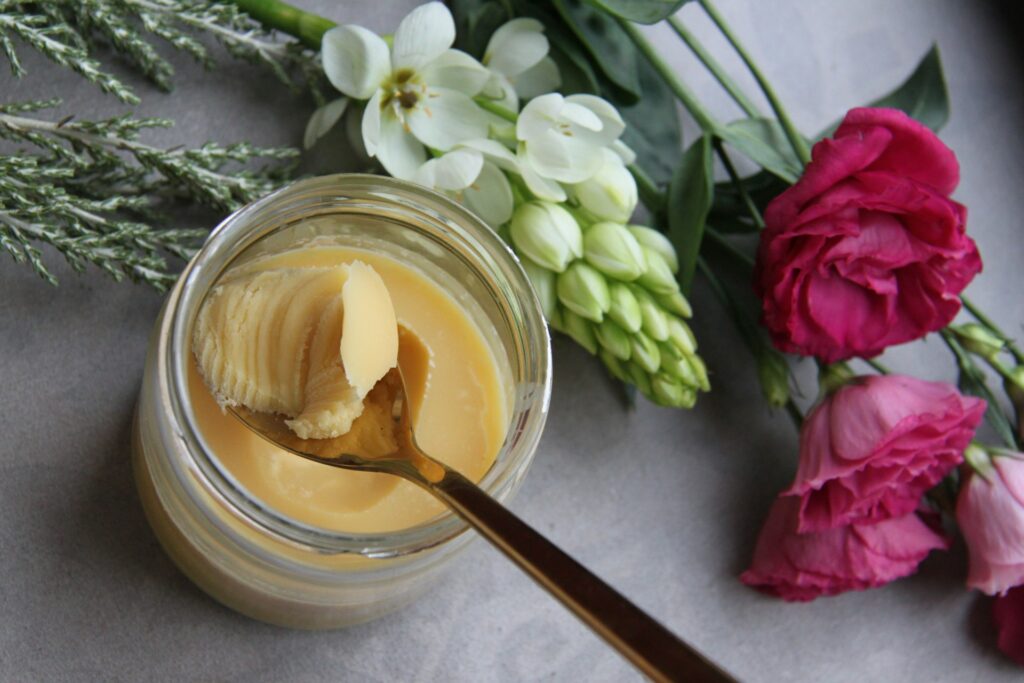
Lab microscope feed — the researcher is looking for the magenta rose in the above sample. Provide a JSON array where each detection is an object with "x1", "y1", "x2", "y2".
[
  {"x1": 785, "y1": 374, "x2": 985, "y2": 532},
  {"x1": 755, "y1": 107, "x2": 982, "y2": 362},
  {"x1": 957, "y1": 454, "x2": 1024, "y2": 595},
  {"x1": 994, "y1": 587, "x2": 1024, "y2": 667},
  {"x1": 740, "y1": 496, "x2": 948, "y2": 601}
]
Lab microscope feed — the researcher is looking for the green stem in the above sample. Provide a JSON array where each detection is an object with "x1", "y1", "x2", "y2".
[
  {"x1": 473, "y1": 96, "x2": 518, "y2": 123},
  {"x1": 698, "y1": 0, "x2": 810, "y2": 165},
  {"x1": 961, "y1": 294, "x2": 1024, "y2": 365},
  {"x1": 615, "y1": 18, "x2": 719, "y2": 133},
  {"x1": 231, "y1": 0, "x2": 335, "y2": 48},
  {"x1": 667, "y1": 16, "x2": 760, "y2": 119},
  {"x1": 713, "y1": 139, "x2": 764, "y2": 229},
  {"x1": 697, "y1": 257, "x2": 803, "y2": 429},
  {"x1": 863, "y1": 358, "x2": 891, "y2": 375}
]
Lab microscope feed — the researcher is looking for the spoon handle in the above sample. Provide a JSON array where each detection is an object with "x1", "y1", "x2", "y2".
[{"x1": 423, "y1": 468, "x2": 737, "y2": 683}]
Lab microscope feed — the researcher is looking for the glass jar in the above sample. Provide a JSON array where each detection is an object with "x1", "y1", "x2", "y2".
[{"x1": 132, "y1": 174, "x2": 551, "y2": 629}]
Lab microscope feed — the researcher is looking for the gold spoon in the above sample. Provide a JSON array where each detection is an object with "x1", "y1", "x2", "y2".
[{"x1": 230, "y1": 329, "x2": 735, "y2": 683}]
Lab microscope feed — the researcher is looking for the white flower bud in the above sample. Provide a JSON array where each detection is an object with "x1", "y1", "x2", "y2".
[
  {"x1": 557, "y1": 262, "x2": 610, "y2": 322},
  {"x1": 636, "y1": 245, "x2": 678, "y2": 295},
  {"x1": 520, "y1": 258, "x2": 558, "y2": 321},
  {"x1": 570, "y1": 149, "x2": 638, "y2": 223},
  {"x1": 510, "y1": 201, "x2": 583, "y2": 273},
  {"x1": 627, "y1": 224, "x2": 678, "y2": 274},
  {"x1": 583, "y1": 221, "x2": 646, "y2": 281}
]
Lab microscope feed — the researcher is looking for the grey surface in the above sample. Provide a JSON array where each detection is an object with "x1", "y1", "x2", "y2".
[{"x1": 1, "y1": 1, "x2": 1022, "y2": 681}]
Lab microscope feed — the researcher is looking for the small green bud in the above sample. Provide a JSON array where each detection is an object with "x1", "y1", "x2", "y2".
[
  {"x1": 583, "y1": 221, "x2": 646, "y2": 281},
  {"x1": 755, "y1": 348, "x2": 791, "y2": 408},
  {"x1": 964, "y1": 443, "x2": 994, "y2": 477},
  {"x1": 819, "y1": 362, "x2": 856, "y2": 395},
  {"x1": 651, "y1": 374, "x2": 697, "y2": 408},
  {"x1": 557, "y1": 261, "x2": 610, "y2": 322},
  {"x1": 595, "y1": 318, "x2": 632, "y2": 361},
  {"x1": 636, "y1": 245, "x2": 678, "y2": 295},
  {"x1": 659, "y1": 342, "x2": 698, "y2": 387},
  {"x1": 630, "y1": 332, "x2": 661, "y2": 374},
  {"x1": 607, "y1": 282, "x2": 642, "y2": 333},
  {"x1": 520, "y1": 258, "x2": 558, "y2": 321},
  {"x1": 627, "y1": 225, "x2": 678, "y2": 273},
  {"x1": 951, "y1": 323, "x2": 1005, "y2": 361},
  {"x1": 1004, "y1": 365, "x2": 1024, "y2": 412},
  {"x1": 560, "y1": 308, "x2": 598, "y2": 355},
  {"x1": 599, "y1": 348, "x2": 630, "y2": 382},
  {"x1": 656, "y1": 290, "x2": 692, "y2": 318},
  {"x1": 667, "y1": 318, "x2": 697, "y2": 355},
  {"x1": 632, "y1": 287, "x2": 669, "y2": 341},
  {"x1": 626, "y1": 361, "x2": 653, "y2": 397},
  {"x1": 570, "y1": 150, "x2": 638, "y2": 223},
  {"x1": 688, "y1": 354, "x2": 710, "y2": 392},
  {"x1": 509, "y1": 201, "x2": 582, "y2": 273}
]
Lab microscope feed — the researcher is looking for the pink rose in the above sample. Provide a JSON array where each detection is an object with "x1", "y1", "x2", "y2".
[
  {"x1": 957, "y1": 454, "x2": 1024, "y2": 595},
  {"x1": 786, "y1": 374, "x2": 985, "y2": 532},
  {"x1": 755, "y1": 107, "x2": 981, "y2": 362},
  {"x1": 994, "y1": 586, "x2": 1024, "y2": 667},
  {"x1": 740, "y1": 496, "x2": 948, "y2": 601}
]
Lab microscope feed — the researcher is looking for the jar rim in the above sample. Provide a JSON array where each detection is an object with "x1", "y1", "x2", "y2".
[{"x1": 163, "y1": 174, "x2": 551, "y2": 558}]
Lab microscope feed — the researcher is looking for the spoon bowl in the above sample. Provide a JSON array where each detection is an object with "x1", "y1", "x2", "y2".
[{"x1": 228, "y1": 330, "x2": 735, "y2": 683}]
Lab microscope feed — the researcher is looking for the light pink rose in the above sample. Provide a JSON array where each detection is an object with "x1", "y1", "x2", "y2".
[
  {"x1": 786, "y1": 374, "x2": 985, "y2": 532},
  {"x1": 993, "y1": 586, "x2": 1024, "y2": 667},
  {"x1": 957, "y1": 454, "x2": 1024, "y2": 595},
  {"x1": 755, "y1": 107, "x2": 981, "y2": 363},
  {"x1": 740, "y1": 496, "x2": 948, "y2": 601}
]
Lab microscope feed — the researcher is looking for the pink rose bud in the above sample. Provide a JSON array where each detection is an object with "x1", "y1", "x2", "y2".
[
  {"x1": 994, "y1": 586, "x2": 1024, "y2": 667},
  {"x1": 957, "y1": 454, "x2": 1024, "y2": 595},
  {"x1": 740, "y1": 496, "x2": 948, "y2": 601},
  {"x1": 786, "y1": 374, "x2": 985, "y2": 532},
  {"x1": 755, "y1": 107, "x2": 982, "y2": 362}
]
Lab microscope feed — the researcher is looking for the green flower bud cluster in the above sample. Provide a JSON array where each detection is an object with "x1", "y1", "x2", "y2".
[{"x1": 509, "y1": 200, "x2": 709, "y2": 408}]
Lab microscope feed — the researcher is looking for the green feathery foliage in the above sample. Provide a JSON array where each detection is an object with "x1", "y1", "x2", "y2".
[
  {"x1": 0, "y1": 98, "x2": 298, "y2": 289},
  {"x1": 0, "y1": 0, "x2": 324, "y2": 103}
]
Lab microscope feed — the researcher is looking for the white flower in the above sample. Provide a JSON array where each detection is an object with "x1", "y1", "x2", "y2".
[
  {"x1": 320, "y1": 2, "x2": 491, "y2": 180},
  {"x1": 516, "y1": 93, "x2": 626, "y2": 185},
  {"x1": 481, "y1": 18, "x2": 561, "y2": 111},
  {"x1": 412, "y1": 140, "x2": 516, "y2": 228},
  {"x1": 569, "y1": 148, "x2": 638, "y2": 223}
]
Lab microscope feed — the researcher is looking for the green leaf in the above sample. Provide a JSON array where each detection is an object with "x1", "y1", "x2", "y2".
[
  {"x1": 553, "y1": 0, "x2": 641, "y2": 103},
  {"x1": 869, "y1": 44, "x2": 949, "y2": 132},
  {"x1": 667, "y1": 135, "x2": 714, "y2": 293},
  {"x1": 818, "y1": 44, "x2": 950, "y2": 138},
  {"x1": 619, "y1": 52, "x2": 683, "y2": 185},
  {"x1": 550, "y1": 42, "x2": 601, "y2": 95},
  {"x1": 718, "y1": 118, "x2": 803, "y2": 184},
  {"x1": 711, "y1": 169, "x2": 788, "y2": 230},
  {"x1": 449, "y1": 0, "x2": 512, "y2": 59},
  {"x1": 583, "y1": 0, "x2": 691, "y2": 23}
]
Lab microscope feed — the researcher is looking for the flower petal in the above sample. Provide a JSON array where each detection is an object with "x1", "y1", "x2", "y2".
[
  {"x1": 517, "y1": 93, "x2": 564, "y2": 142},
  {"x1": 520, "y1": 154, "x2": 567, "y2": 202},
  {"x1": 481, "y1": 72, "x2": 519, "y2": 113},
  {"x1": 567, "y1": 94, "x2": 625, "y2": 141},
  {"x1": 484, "y1": 18, "x2": 548, "y2": 79},
  {"x1": 361, "y1": 90, "x2": 384, "y2": 156},
  {"x1": 407, "y1": 87, "x2": 490, "y2": 151},
  {"x1": 421, "y1": 49, "x2": 491, "y2": 96},
  {"x1": 561, "y1": 101, "x2": 603, "y2": 131},
  {"x1": 511, "y1": 56, "x2": 561, "y2": 101},
  {"x1": 391, "y1": 1, "x2": 455, "y2": 71},
  {"x1": 524, "y1": 129, "x2": 603, "y2": 183},
  {"x1": 611, "y1": 139, "x2": 637, "y2": 165},
  {"x1": 322, "y1": 25, "x2": 390, "y2": 100},
  {"x1": 376, "y1": 112, "x2": 427, "y2": 180},
  {"x1": 414, "y1": 148, "x2": 484, "y2": 191},
  {"x1": 458, "y1": 138, "x2": 518, "y2": 171},
  {"x1": 463, "y1": 161, "x2": 514, "y2": 227},
  {"x1": 304, "y1": 97, "x2": 349, "y2": 150}
]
